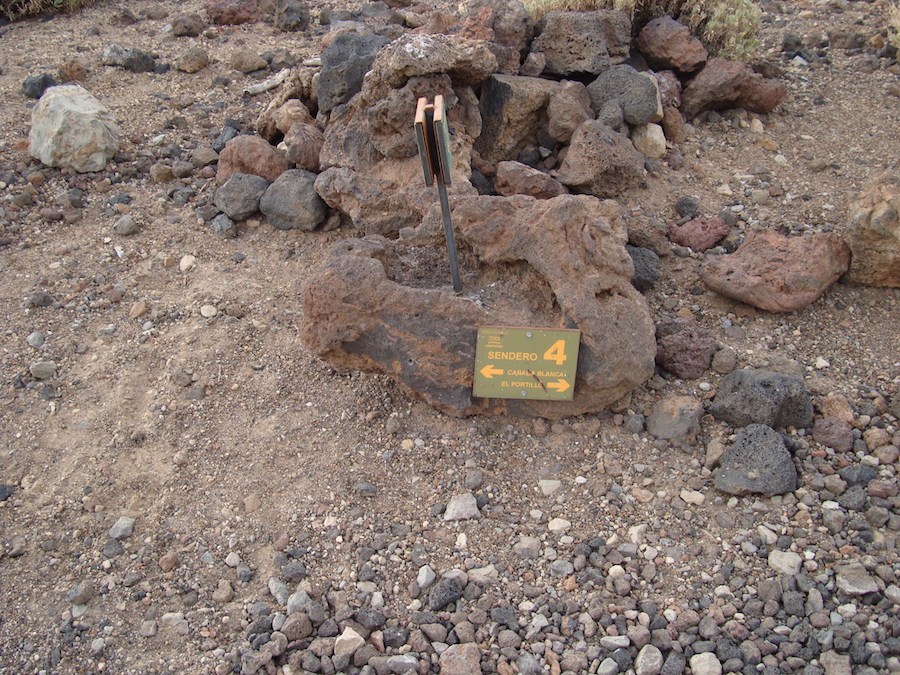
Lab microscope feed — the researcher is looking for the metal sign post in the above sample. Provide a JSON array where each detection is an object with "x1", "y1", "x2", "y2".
[{"x1": 415, "y1": 95, "x2": 461, "y2": 293}]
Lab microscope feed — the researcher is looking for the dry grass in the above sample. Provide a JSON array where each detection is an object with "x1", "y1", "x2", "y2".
[
  {"x1": 1, "y1": 0, "x2": 96, "y2": 20},
  {"x1": 523, "y1": 0, "x2": 761, "y2": 60},
  {"x1": 889, "y1": 2, "x2": 900, "y2": 51}
]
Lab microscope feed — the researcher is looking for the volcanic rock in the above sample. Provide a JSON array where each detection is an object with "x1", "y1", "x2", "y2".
[
  {"x1": 530, "y1": 10, "x2": 631, "y2": 76},
  {"x1": 636, "y1": 16, "x2": 708, "y2": 73},
  {"x1": 204, "y1": 0, "x2": 258, "y2": 25},
  {"x1": 668, "y1": 216, "x2": 729, "y2": 252},
  {"x1": 317, "y1": 32, "x2": 391, "y2": 114},
  {"x1": 587, "y1": 65, "x2": 661, "y2": 127},
  {"x1": 301, "y1": 195, "x2": 655, "y2": 418},
  {"x1": 494, "y1": 161, "x2": 566, "y2": 199},
  {"x1": 699, "y1": 229, "x2": 850, "y2": 312},
  {"x1": 214, "y1": 173, "x2": 270, "y2": 221},
  {"x1": 846, "y1": 171, "x2": 900, "y2": 287},
  {"x1": 715, "y1": 424, "x2": 798, "y2": 496},
  {"x1": 29, "y1": 85, "x2": 120, "y2": 173},
  {"x1": 710, "y1": 369, "x2": 813, "y2": 429},
  {"x1": 284, "y1": 123, "x2": 323, "y2": 172},
  {"x1": 682, "y1": 58, "x2": 786, "y2": 119},
  {"x1": 260, "y1": 169, "x2": 326, "y2": 231},
  {"x1": 217, "y1": 135, "x2": 291, "y2": 185},
  {"x1": 557, "y1": 121, "x2": 644, "y2": 198},
  {"x1": 547, "y1": 81, "x2": 592, "y2": 144},
  {"x1": 655, "y1": 318, "x2": 717, "y2": 380}
]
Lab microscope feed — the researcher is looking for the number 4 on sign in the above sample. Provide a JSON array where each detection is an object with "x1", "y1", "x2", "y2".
[{"x1": 543, "y1": 340, "x2": 567, "y2": 366}]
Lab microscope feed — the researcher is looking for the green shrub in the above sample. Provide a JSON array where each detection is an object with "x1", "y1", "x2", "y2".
[
  {"x1": 1, "y1": 0, "x2": 96, "y2": 21},
  {"x1": 523, "y1": 0, "x2": 762, "y2": 61}
]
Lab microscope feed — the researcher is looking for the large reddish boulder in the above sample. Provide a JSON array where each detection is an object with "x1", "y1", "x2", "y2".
[
  {"x1": 681, "y1": 58, "x2": 786, "y2": 119},
  {"x1": 301, "y1": 195, "x2": 656, "y2": 418},
  {"x1": 699, "y1": 229, "x2": 850, "y2": 312},
  {"x1": 217, "y1": 136, "x2": 291, "y2": 185},
  {"x1": 637, "y1": 16, "x2": 708, "y2": 73}
]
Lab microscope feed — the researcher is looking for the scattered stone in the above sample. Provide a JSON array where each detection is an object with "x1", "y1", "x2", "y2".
[
  {"x1": 113, "y1": 215, "x2": 139, "y2": 236},
  {"x1": 439, "y1": 642, "x2": 481, "y2": 674},
  {"x1": 700, "y1": 229, "x2": 850, "y2": 312},
  {"x1": 548, "y1": 517, "x2": 571, "y2": 533},
  {"x1": 67, "y1": 580, "x2": 95, "y2": 605},
  {"x1": 274, "y1": 0, "x2": 309, "y2": 32},
  {"x1": 177, "y1": 48, "x2": 209, "y2": 74},
  {"x1": 101, "y1": 44, "x2": 157, "y2": 73},
  {"x1": 627, "y1": 244, "x2": 660, "y2": 292},
  {"x1": 444, "y1": 493, "x2": 480, "y2": 521},
  {"x1": 681, "y1": 57, "x2": 786, "y2": 119},
  {"x1": 0, "y1": 485, "x2": 14, "y2": 502},
  {"x1": 587, "y1": 65, "x2": 661, "y2": 127},
  {"x1": 715, "y1": 424, "x2": 798, "y2": 496},
  {"x1": 334, "y1": 626, "x2": 365, "y2": 658},
  {"x1": 631, "y1": 123, "x2": 667, "y2": 159},
  {"x1": 29, "y1": 85, "x2": 120, "y2": 173},
  {"x1": 171, "y1": 13, "x2": 207, "y2": 37},
  {"x1": 212, "y1": 213, "x2": 237, "y2": 239},
  {"x1": 22, "y1": 73, "x2": 58, "y2": 99},
  {"x1": 217, "y1": 135, "x2": 291, "y2": 185},
  {"x1": 230, "y1": 49, "x2": 268, "y2": 74},
  {"x1": 139, "y1": 620, "x2": 158, "y2": 638},
  {"x1": 212, "y1": 579, "x2": 234, "y2": 603},
  {"x1": 836, "y1": 563, "x2": 879, "y2": 596},
  {"x1": 689, "y1": 652, "x2": 722, "y2": 675},
  {"x1": 109, "y1": 516, "x2": 135, "y2": 540},
  {"x1": 710, "y1": 369, "x2": 813, "y2": 429},
  {"x1": 29, "y1": 360, "x2": 57, "y2": 380},
  {"x1": 494, "y1": 161, "x2": 566, "y2": 199},
  {"x1": 214, "y1": 173, "x2": 270, "y2": 221},
  {"x1": 668, "y1": 216, "x2": 729, "y2": 252},
  {"x1": 646, "y1": 395, "x2": 702, "y2": 442},
  {"x1": 204, "y1": 0, "x2": 258, "y2": 25},
  {"x1": 820, "y1": 652, "x2": 852, "y2": 675},
  {"x1": 259, "y1": 169, "x2": 326, "y2": 231},
  {"x1": 655, "y1": 318, "x2": 717, "y2": 380},
  {"x1": 636, "y1": 16, "x2": 707, "y2": 73},
  {"x1": 530, "y1": 9, "x2": 631, "y2": 76},
  {"x1": 635, "y1": 644, "x2": 664, "y2": 675},
  {"x1": 158, "y1": 551, "x2": 180, "y2": 572},
  {"x1": 283, "y1": 123, "x2": 324, "y2": 172},
  {"x1": 514, "y1": 536, "x2": 541, "y2": 559},
  {"x1": 813, "y1": 417, "x2": 854, "y2": 451},
  {"x1": 429, "y1": 578, "x2": 463, "y2": 610},
  {"x1": 846, "y1": 170, "x2": 900, "y2": 287},
  {"x1": 557, "y1": 121, "x2": 645, "y2": 198}
]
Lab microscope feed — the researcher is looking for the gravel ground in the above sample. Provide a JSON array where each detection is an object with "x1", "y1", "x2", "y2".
[{"x1": 0, "y1": 0, "x2": 898, "y2": 674}]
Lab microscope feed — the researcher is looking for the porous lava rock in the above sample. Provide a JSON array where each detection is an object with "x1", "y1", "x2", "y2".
[
  {"x1": 655, "y1": 318, "x2": 717, "y2": 380},
  {"x1": 556, "y1": 121, "x2": 644, "y2": 198},
  {"x1": 494, "y1": 161, "x2": 566, "y2": 199},
  {"x1": 715, "y1": 424, "x2": 798, "y2": 496},
  {"x1": 710, "y1": 369, "x2": 813, "y2": 430},
  {"x1": 846, "y1": 171, "x2": 900, "y2": 287},
  {"x1": 530, "y1": 10, "x2": 631, "y2": 76},
  {"x1": 301, "y1": 195, "x2": 655, "y2": 418},
  {"x1": 699, "y1": 229, "x2": 850, "y2": 312}
]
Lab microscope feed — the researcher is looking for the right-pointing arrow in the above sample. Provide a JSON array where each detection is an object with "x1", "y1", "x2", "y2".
[{"x1": 547, "y1": 379, "x2": 570, "y2": 393}]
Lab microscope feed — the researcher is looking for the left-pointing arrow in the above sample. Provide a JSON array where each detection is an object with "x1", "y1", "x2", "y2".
[
  {"x1": 547, "y1": 379, "x2": 570, "y2": 393},
  {"x1": 480, "y1": 365, "x2": 504, "y2": 379}
]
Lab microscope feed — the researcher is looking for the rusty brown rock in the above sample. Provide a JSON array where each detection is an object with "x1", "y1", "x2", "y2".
[
  {"x1": 557, "y1": 120, "x2": 644, "y2": 198},
  {"x1": 301, "y1": 195, "x2": 655, "y2": 418},
  {"x1": 699, "y1": 229, "x2": 851, "y2": 312},
  {"x1": 217, "y1": 135, "x2": 291, "y2": 185},
  {"x1": 495, "y1": 161, "x2": 567, "y2": 199},
  {"x1": 682, "y1": 58, "x2": 785, "y2": 119},
  {"x1": 661, "y1": 106, "x2": 687, "y2": 144},
  {"x1": 204, "y1": 0, "x2": 258, "y2": 25},
  {"x1": 284, "y1": 123, "x2": 323, "y2": 172},
  {"x1": 668, "y1": 216, "x2": 729, "y2": 252},
  {"x1": 813, "y1": 417, "x2": 855, "y2": 452},
  {"x1": 846, "y1": 171, "x2": 900, "y2": 288},
  {"x1": 255, "y1": 68, "x2": 318, "y2": 142},
  {"x1": 636, "y1": 16, "x2": 708, "y2": 73},
  {"x1": 656, "y1": 318, "x2": 717, "y2": 380},
  {"x1": 547, "y1": 81, "x2": 593, "y2": 144},
  {"x1": 459, "y1": 0, "x2": 534, "y2": 75},
  {"x1": 274, "y1": 100, "x2": 315, "y2": 136},
  {"x1": 655, "y1": 70, "x2": 682, "y2": 108}
]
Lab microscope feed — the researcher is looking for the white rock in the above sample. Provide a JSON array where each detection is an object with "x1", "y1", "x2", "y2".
[
  {"x1": 836, "y1": 563, "x2": 878, "y2": 596},
  {"x1": 334, "y1": 626, "x2": 365, "y2": 658},
  {"x1": 757, "y1": 525, "x2": 778, "y2": 546},
  {"x1": 547, "y1": 517, "x2": 571, "y2": 533},
  {"x1": 680, "y1": 489, "x2": 705, "y2": 505},
  {"x1": 631, "y1": 123, "x2": 667, "y2": 159},
  {"x1": 200, "y1": 304, "x2": 218, "y2": 318},
  {"x1": 224, "y1": 552, "x2": 241, "y2": 567},
  {"x1": 29, "y1": 85, "x2": 120, "y2": 173},
  {"x1": 179, "y1": 255, "x2": 197, "y2": 273},
  {"x1": 598, "y1": 657, "x2": 619, "y2": 675},
  {"x1": 768, "y1": 550, "x2": 802, "y2": 576},
  {"x1": 109, "y1": 516, "x2": 135, "y2": 540},
  {"x1": 416, "y1": 565, "x2": 436, "y2": 590},
  {"x1": 599, "y1": 635, "x2": 630, "y2": 650},
  {"x1": 514, "y1": 536, "x2": 541, "y2": 559},
  {"x1": 538, "y1": 479, "x2": 562, "y2": 496},
  {"x1": 444, "y1": 493, "x2": 480, "y2": 521},
  {"x1": 689, "y1": 652, "x2": 722, "y2": 675},
  {"x1": 820, "y1": 651, "x2": 852, "y2": 675},
  {"x1": 468, "y1": 564, "x2": 498, "y2": 586},
  {"x1": 635, "y1": 644, "x2": 664, "y2": 675},
  {"x1": 885, "y1": 584, "x2": 900, "y2": 605}
]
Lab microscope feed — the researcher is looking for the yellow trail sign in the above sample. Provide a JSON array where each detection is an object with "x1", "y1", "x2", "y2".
[{"x1": 473, "y1": 326, "x2": 580, "y2": 401}]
